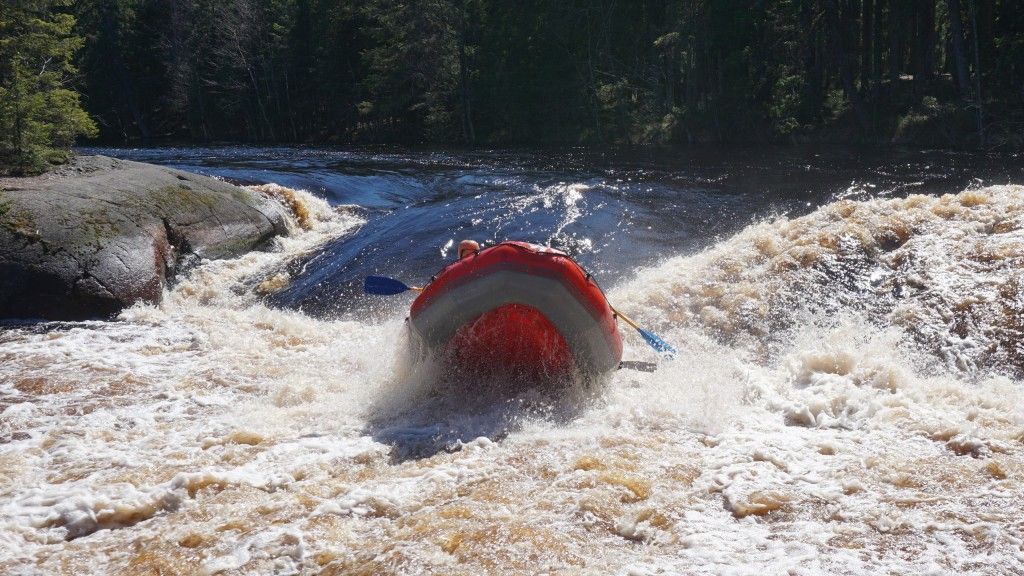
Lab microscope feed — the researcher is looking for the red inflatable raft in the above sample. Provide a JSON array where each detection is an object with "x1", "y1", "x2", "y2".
[{"x1": 408, "y1": 242, "x2": 623, "y2": 379}]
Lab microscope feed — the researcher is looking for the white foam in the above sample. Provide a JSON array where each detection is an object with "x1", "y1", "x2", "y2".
[{"x1": 1, "y1": 185, "x2": 1022, "y2": 574}]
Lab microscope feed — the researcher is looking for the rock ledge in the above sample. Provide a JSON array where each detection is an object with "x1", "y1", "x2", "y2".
[{"x1": 0, "y1": 155, "x2": 290, "y2": 319}]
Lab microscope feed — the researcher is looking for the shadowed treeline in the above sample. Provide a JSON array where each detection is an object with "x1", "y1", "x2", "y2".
[
  {"x1": 73, "y1": 0, "x2": 1023, "y2": 148},
  {"x1": 3, "y1": 0, "x2": 1023, "y2": 167}
]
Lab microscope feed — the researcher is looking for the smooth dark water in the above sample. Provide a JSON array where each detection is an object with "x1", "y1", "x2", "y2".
[{"x1": 82, "y1": 145, "x2": 1024, "y2": 318}]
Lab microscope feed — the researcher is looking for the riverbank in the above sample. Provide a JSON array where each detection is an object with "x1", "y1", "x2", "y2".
[{"x1": 0, "y1": 155, "x2": 293, "y2": 320}]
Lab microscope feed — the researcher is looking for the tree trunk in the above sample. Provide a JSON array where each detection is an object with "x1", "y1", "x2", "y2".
[
  {"x1": 246, "y1": 64, "x2": 273, "y2": 140},
  {"x1": 861, "y1": 0, "x2": 874, "y2": 92},
  {"x1": 456, "y1": 2, "x2": 475, "y2": 145},
  {"x1": 585, "y1": 7, "x2": 603, "y2": 143},
  {"x1": 800, "y1": 0, "x2": 823, "y2": 117},
  {"x1": 12, "y1": 72, "x2": 24, "y2": 163},
  {"x1": 947, "y1": 0, "x2": 970, "y2": 97},
  {"x1": 975, "y1": 0, "x2": 994, "y2": 72},
  {"x1": 888, "y1": 1, "x2": 902, "y2": 83},
  {"x1": 969, "y1": 0, "x2": 984, "y2": 145},
  {"x1": 457, "y1": 32, "x2": 475, "y2": 145},
  {"x1": 824, "y1": 0, "x2": 871, "y2": 133},
  {"x1": 911, "y1": 0, "x2": 935, "y2": 88},
  {"x1": 872, "y1": 0, "x2": 883, "y2": 86}
]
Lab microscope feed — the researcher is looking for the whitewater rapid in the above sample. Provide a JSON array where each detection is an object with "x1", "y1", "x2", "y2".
[{"x1": 1, "y1": 184, "x2": 1023, "y2": 575}]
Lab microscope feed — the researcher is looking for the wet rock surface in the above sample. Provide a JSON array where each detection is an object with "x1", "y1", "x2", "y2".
[{"x1": 0, "y1": 155, "x2": 290, "y2": 319}]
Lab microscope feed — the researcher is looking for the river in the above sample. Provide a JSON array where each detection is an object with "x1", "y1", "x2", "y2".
[{"x1": 1, "y1": 146, "x2": 1023, "y2": 574}]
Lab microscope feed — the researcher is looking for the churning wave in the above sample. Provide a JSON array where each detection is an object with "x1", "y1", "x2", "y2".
[{"x1": 621, "y1": 184, "x2": 1024, "y2": 377}]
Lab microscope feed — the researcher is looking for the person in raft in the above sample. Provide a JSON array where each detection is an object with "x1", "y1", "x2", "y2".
[{"x1": 458, "y1": 239, "x2": 480, "y2": 259}]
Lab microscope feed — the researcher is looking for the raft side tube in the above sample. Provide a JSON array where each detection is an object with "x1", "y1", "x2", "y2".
[{"x1": 408, "y1": 242, "x2": 623, "y2": 375}]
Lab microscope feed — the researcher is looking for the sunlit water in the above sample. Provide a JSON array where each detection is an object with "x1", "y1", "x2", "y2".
[{"x1": 1, "y1": 147, "x2": 1023, "y2": 574}]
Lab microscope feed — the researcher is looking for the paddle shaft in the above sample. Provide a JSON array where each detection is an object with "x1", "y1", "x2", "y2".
[{"x1": 610, "y1": 306, "x2": 642, "y2": 332}]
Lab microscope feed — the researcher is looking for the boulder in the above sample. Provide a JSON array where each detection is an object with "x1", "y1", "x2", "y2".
[{"x1": 0, "y1": 155, "x2": 291, "y2": 320}]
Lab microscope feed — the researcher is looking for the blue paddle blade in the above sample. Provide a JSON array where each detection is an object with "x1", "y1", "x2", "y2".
[
  {"x1": 638, "y1": 327, "x2": 677, "y2": 358},
  {"x1": 364, "y1": 275, "x2": 411, "y2": 295}
]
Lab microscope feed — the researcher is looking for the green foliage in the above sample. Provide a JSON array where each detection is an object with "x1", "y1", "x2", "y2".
[
  {"x1": 360, "y1": 0, "x2": 462, "y2": 141},
  {"x1": 770, "y1": 74, "x2": 804, "y2": 136},
  {"x1": 0, "y1": 0, "x2": 97, "y2": 175},
  {"x1": 825, "y1": 89, "x2": 850, "y2": 121},
  {"x1": 893, "y1": 95, "x2": 965, "y2": 147},
  {"x1": 58, "y1": 0, "x2": 1024, "y2": 148},
  {"x1": 640, "y1": 109, "x2": 682, "y2": 145}
]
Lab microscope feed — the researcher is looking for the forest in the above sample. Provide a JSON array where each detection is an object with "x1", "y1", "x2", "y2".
[{"x1": 2, "y1": 0, "x2": 1023, "y2": 172}]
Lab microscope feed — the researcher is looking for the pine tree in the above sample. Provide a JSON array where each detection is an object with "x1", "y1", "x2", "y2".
[
  {"x1": 0, "y1": 0, "x2": 97, "y2": 175},
  {"x1": 360, "y1": 0, "x2": 465, "y2": 142}
]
